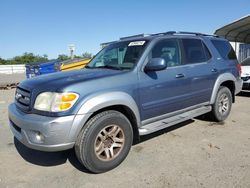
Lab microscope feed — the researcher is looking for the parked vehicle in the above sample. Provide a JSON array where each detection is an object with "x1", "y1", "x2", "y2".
[
  {"x1": 26, "y1": 59, "x2": 91, "y2": 79},
  {"x1": 8, "y1": 31, "x2": 242, "y2": 173},
  {"x1": 25, "y1": 60, "x2": 61, "y2": 78},
  {"x1": 240, "y1": 57, "x2": 250, "y2": 90}
]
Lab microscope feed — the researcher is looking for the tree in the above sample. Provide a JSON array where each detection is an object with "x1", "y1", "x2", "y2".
[
  {"x1": 12, "y1": 53, "x2": 48, "y2": 64},
  {"x1": 57, "y1": 54, "x2": 70, "y2": 61},
  {"x1": 82, "y1": 52, "x2": 92, "y2": 59},
  {"x1": 43, "y1": 54, "x2": 48, "y2": 59},
  {"x1": 0, "y1": 57, "x2": 6, "y2": 64},
  {"x1": 0, "y1": 51, "x2": 93, "y2": 65},
  {"x1": 0, "y1": 53, "x2": 48, "y2": 65}
]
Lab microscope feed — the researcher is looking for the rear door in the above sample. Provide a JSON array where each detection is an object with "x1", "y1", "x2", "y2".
[{"x1": 180, "y1": 38, "x2": 218, "y2": 105}]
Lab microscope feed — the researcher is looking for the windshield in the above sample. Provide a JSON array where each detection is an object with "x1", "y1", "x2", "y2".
[
  {"x1": 87, "y1": 40, "x2": 148, "y2": 70},
  {"x1": 241, "y1": 57, "x2": 250, "y2": 66}
]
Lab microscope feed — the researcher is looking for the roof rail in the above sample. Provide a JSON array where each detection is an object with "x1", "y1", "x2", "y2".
[
  {"x1": 100, "y1": 31, "x2": 219, "y2": 48},
  {"x1": 149, "y1": 31, "x2": 176, "y2": 36},
  {"x1": 120, "y1": 34, "x2": 150, "y2": 40},
  {"x1": 164, "y1": 31, "x2": 219, "y2": 37},
  {"x1": 119, "y1": 31, "x2": 219, "y2": 40}
]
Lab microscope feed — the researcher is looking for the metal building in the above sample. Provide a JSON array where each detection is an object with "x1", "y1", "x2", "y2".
[{"x1": 215, "y1": 15, "x2": 250, "y2": 62}]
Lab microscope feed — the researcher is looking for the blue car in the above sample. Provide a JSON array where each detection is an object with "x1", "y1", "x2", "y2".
[{"x1": 25, "y1": 60, "x2": 61, "y2": 78}]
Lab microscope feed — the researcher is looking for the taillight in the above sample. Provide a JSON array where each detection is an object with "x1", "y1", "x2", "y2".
[{"x1": 236, "y1": 63, "x2": 242, "y2": 75}]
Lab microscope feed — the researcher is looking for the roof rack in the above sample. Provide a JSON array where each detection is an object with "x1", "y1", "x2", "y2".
[
  {"x1": 149, "y1": 31, "x2": 219, "y2": 37},
  {"x1": 119, "y1": 31, "x2": 219, "y2": 41},
  {"x1": 119, "y1": 32, "x2": 179, "y2": 39},
  {"x1": 100, "y1": 31, "x2": 219, "y2": 48},
  {"x1": 167, "y1": 31, "x2": 219, "y2": 37},
  {"x1": 120, "y1": 34, "x2": 151, "y2": 40},
  {"x1": 152, "y1": 31, "x2": 175, "y2": 35}
]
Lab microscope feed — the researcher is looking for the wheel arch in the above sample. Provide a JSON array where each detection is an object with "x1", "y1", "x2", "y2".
[
  {"x1": 210, "y1": 73, "x2": 236, "y2": 104},
  {"x1": 71, "y1": 92, "x2": 141, "y2": 144},
  {"x1": 220, "y1": 81, "x2": 235, "y2": 103}
]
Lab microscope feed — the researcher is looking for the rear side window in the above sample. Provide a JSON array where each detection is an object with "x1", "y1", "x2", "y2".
[
  {"x1": 211, "y1": 40, "x2": 237, "y2": 60},
  {"x1": 182, "y1": 39, "x2": 211, "y2": 64}
]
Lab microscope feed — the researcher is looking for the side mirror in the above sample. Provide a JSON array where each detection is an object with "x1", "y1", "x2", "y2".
[{"x1": 144, "y1": 58, "x2": 167, "y2": 72}]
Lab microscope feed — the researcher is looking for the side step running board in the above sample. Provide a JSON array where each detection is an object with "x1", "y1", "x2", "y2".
[{"x1": 139, "y1": 105, "x2": 211, "y2": 136}]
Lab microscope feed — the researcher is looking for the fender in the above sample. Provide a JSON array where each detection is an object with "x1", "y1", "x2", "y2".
[
  {"x1": 68, "y1": 92, "x2": 141, "y2": 142},
  {"x1": 77, "y1": 91, "x2": 140, "y2": 124},
  {"x1": 210, "y1": 73, "x2": 236, "y2": 104}
]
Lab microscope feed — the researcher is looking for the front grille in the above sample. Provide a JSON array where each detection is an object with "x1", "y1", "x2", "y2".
[
  {"x1": 15, "y1": 87, "x2": 31, "y2": 111},
  {"x1": 243, "y1": 83, "x2": 250, "y2": 90}
]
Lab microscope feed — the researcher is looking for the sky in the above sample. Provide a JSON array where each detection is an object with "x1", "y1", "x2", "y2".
[{"x1": 0, "y1": 0, "x2": 249, "y2": 59}]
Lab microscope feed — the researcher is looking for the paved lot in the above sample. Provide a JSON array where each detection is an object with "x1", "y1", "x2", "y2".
[
  {"x1": 0, "y1": 74, "x2": 25, "y2": 86},
  {"x1": 0, "y1": 76, "x2": 250, "y2": 188}
]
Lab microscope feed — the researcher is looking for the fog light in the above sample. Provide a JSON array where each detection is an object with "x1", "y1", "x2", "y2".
[
  {"x1": 26, "y1": 130, "x2": 45, "y2": 144},
  {"x1": 35, "y1": 132, "x2": 45, "y2": 143}
]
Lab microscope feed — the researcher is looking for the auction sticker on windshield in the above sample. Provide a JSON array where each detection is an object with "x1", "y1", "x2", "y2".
[{"x1": 128, "y1": 41, "x2": 146, "y2": 46}]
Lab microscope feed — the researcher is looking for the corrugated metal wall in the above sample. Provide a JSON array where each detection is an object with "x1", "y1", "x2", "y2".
[{"x1": 239, "y1": 43, "x2": 250, "y2": 62}]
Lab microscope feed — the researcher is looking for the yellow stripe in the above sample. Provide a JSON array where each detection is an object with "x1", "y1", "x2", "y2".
[{"x1": 60, "y1": 59, "x2": 91, "y2": 71}]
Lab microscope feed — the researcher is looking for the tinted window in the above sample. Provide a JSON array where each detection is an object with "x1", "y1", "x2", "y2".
[
  {"x1": 150, "y1": 39, "x2": 181, "y2": 67},
  {"x1": 211, "y1": 40, "x2": 237, "y2": 60},
  {"x1": 182, "y1": 39, "x2": 210, "y2": 64},
  {"x1": 203, "y1": 43, "x2": 212, "y2": 60},
  {"x1": 241, "y1": 57, "x2": 250, "y2": 66}
]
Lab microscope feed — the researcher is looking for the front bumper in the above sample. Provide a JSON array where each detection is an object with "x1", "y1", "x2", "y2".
[
  {"x1": 8, "y1": 103, "x2": 77, "y2": 152},
  {"x1": 235, "y1": 77, "x2": 243, "y2": 94},
  {"x1": 242, "y1": 83, "x2": 250, "y2": 90},
  {"x1": 241, "y1": 77, "x2": 250, "y2": 90}
]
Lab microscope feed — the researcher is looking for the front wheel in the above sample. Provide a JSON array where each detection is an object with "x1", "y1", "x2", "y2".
[
  {"x1": 210, "y1": 86, "x2": 232, "y2": 122},
  {"x1": 75, "y1": 110, "x2": 133, "y2": 173}
]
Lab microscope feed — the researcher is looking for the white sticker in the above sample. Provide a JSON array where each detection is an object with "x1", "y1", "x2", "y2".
[{"x1": 128, "y1": 41, "x2": 146, "y2": 46}]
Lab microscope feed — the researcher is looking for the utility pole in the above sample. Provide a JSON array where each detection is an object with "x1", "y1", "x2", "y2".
[{"x1": 68, "y1": 44, "x2": 75, "y2": 59}]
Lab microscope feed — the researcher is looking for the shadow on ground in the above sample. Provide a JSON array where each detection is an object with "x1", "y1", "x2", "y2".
[
  {"x1": 14, "y1": 138, "x2": 91, "y2": 173},
  {"x1": 14, "y1": 119, "x2": 195, "y2": 173},
  {"x1": 237, "y1": 91, "x2": 250, "y2": 97}
]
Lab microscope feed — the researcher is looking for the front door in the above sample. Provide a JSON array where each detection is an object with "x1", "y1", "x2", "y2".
[{"x1": 138, "y1": 39, "x2": 192, "y2": 121}]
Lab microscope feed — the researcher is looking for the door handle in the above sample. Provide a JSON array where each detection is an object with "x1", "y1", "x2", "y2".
[
  {"x1": 175, "y1": 73, "x2": 185, "y2": 78},
  {"x1": 211, "y1": 68, "x2": 218, "y2": 73}
]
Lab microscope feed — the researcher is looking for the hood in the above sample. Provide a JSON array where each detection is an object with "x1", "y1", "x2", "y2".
[
  {"x1": 19, "y1": 68, "x2": 121, "y2": 91},
  {"x1": 241, "y1": 66, "x2": 250, "y2": 77}
]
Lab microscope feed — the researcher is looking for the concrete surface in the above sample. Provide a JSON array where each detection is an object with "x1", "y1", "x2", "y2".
[
  {"x1": 0, "y1": 73, "x2": 26, "y2": 86},
  {"x1": 0, "y1": 87, "x2": 250, "y2": 188}
]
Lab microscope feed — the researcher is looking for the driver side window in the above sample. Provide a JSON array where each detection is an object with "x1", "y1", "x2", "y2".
[{"x1": 150, "y1": 39, "x2": 181, "y2": 67}]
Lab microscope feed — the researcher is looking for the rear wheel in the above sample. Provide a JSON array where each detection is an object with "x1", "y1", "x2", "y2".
[
  {"x1": 75, "y1": 110, "x2": 133, "y2": 173},
  {"x1": 211, "y1": 86, "x2": 232, "y2": 122}
]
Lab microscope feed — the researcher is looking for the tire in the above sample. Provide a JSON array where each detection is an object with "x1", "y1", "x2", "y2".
[
  {"x1": 210, "y1": 86, "x2": 232, "y2": 122},
  {"x1": 75, "y1": 110, "x2": 133, "y2": 173}
]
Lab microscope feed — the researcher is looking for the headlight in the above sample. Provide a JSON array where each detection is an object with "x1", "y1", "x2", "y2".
[{"x1": 34, "y1": 92, "x2": 79, "y2": 112}]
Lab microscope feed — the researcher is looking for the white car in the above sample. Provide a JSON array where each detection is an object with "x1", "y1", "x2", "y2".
[{"x1": 241, "y1": 57, "x2": 250, "y2": 90}]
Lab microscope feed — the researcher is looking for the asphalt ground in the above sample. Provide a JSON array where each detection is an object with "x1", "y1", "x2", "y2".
[{"x1": 0, "y1": 74, "x2": 249, "y2": 188}]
